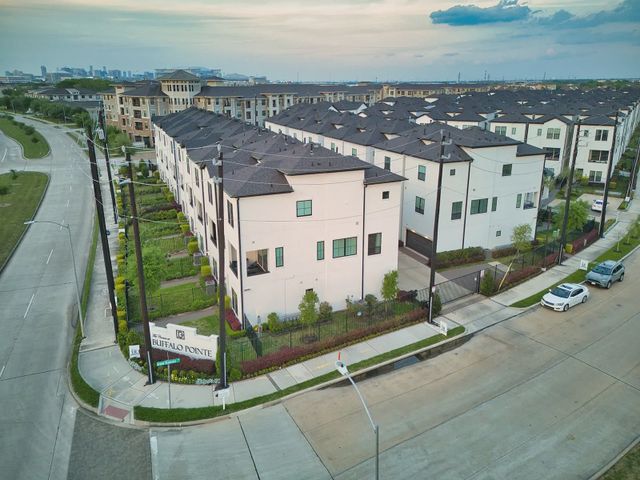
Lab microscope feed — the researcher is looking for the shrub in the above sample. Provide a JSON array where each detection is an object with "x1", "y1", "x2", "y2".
[
  {"x1": 31, "y1": 137, "x2": 38, "y2": 143},
  {"x1": 580, "y1": 176, "x2": 589, "y2": 187},
  {"x1": 298, "y1": 290, "x2": 319, "y2": 326},
  {"x1": 431, "y1": 293, "x2": 442, "y2": 317},
  {"x1": 0, "y1": 185, "x2": 9, "y2": 195},
  {"x1": 564, "y1": 243, "x2": 573, "y2": 254},
  {"x1": 177, "y1": 212, "x2": 186, "y2": 223},
  {"x1": 225, "y1": 309, "x2": 242, "y2": 331},
  {"x1": 492, "y1": 246, "x2": 517, "y2": 259},
  {"x1": 396, "y1": 290, "x2": 417, "y2": 302},
  {"x1": 187, "y1": 240, "x2": 199, "y2": 255},
  {"x1": 200, "y1": 265, "x2": 212, "y2": 278},
  {"x1": 267, "y1": 312, "x2": 281, "y2": 332},
  {"x1": 138, "y1": 161, "x2": 149, "y2": 178},
  {"x1": 435, "y1": 246, "x2": 485, "y2": 268},
  {"x1": 318, "y1": 301, "x2": 333, "y2": 322},
  {"x1": 502, "y1": 266, "x2": 540, "y2": 288},
  {"x1": 480, "y1": 271, "x2": 497, "y2": 296},
  {"x1": 180, "y1": 224, "x2": 190, "y2": 235},
  {"x1": 118, "y1": 319, "x2": 128, "y2": 333},
  {"x1": 200, "y1": 256, "x2": 209, "y2": 266},
  {"x1": 229, "y1": 368, "x2": 242, "y2": 382},
  {"x1": 364, "y1": 294, "x2": 378, "y2": 315}
]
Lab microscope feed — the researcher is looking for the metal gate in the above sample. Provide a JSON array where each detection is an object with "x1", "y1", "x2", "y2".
[
  {"x1": 406, "y1": 229, "x2": 432, "y2": 259},
  {"x1": 435, "y1": 270, "x2": 481, "y2": 304}
]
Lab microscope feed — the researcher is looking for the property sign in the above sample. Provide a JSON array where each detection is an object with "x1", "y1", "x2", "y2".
[
  {"x1": 157, "y1": 358, "x2": 181, "y2": 367},
  {"x1": 439, "y1": 319, "x2": 448, "y2": 336},
  {"x1": 579, "y1": 259, "x2": 589, "y2": 271},
  {"x1": 129, "y1": 344, "x2": 140, "y2": 359},
  {"x1": 149, "y1": 322, "x2": 218, "y2": 361}
]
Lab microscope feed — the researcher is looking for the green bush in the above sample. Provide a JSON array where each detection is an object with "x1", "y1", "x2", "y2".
[
  {"x1": 229, "y1": 368, "x2": 242, "y2": 382},
  {"x1": 267, "y1": 312, "x2": 281, "y2": 332},
  {"x1": 0, "y1": 185, "x2": 9, "y2": 195},
  {"x1": 318, "y1": 301, "x2": 333, "y2": 322},
  {"x1": 201, "y1": 265, "x2": 212, "y2": 278},
  {"x1": 432, "y1": 293, "x2": 442, "y2": 317},
  {"x1": 177, "y1": 212, "x2": 186, "y2": 223},
  {"x1": 138, "y1": 161, "x2": 149, "y2": 178},
  {"x1": 187, "y1": 240, "x2": 199, "y2": 255},
  {"x1": 31, "y1": 137, "x2": 38, "y2": 143},
  {"x1": 435, "y1": 246, "x2": 485, "y2": 268},
  {"x1": 480, "y1": 271, "x2": 497, "y2": 296},
  {"x1": 180, "y1": 224, "x2": 190, "y2": 235}
]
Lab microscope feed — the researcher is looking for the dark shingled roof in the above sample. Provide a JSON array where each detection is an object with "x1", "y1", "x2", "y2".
[
  {"x1": 157, "y1": 69, "x2": 200, "y2": 81},
  {"x1": 516, "y1": 143, "x2": 546, "y2": 156},
  {"x1": 154, "y1": 108, "x2": 404, "y2": 198},
  {"x1": 121, "y1": 83, "x2": 167, "y2": 97}
]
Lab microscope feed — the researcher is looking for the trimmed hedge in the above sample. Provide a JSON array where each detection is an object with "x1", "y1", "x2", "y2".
[{"x1": 435, "y1": 246, "x2": 485, "y2": 268}]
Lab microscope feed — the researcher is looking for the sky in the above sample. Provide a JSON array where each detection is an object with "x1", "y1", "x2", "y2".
[{"x1": 0, "y1": 0, "x2": 639, "y2": 82}]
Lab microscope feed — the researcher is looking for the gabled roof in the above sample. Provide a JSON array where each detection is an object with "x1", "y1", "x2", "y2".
[{"x1": 157, "y1": 69, "x2": 200, "y2": 81}]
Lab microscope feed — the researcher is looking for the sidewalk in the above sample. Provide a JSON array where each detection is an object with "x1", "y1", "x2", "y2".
[{"x1": 77, "y1": 189, "x2": 639, "y2": 420}]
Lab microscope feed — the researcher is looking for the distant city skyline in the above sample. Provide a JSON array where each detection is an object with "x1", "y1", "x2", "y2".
[{"x1": 1, "y1": 0, "x2": 639, "y2": 82}]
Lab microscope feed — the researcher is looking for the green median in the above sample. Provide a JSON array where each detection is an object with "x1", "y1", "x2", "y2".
[
  {"x1": 0, "y1": 115, "x2": 50, "y2": 159},
  {"x1": 134, "y1": 326, "x2": 464, "y2": 423}
]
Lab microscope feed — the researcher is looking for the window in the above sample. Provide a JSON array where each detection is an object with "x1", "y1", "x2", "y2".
[
  {"x1": 470, "y1": 198, "x2": 488, "y2": 214},
  {"x1": 544, "y1": 147, "x2": 561, "y2": 161},
  {"x1": 495, "y1": 126, "x2": 507, "y2": 136},
  {"x1": 450, "y1": 169, "x2": 456, "y2": 176},
  {"x1": 246, "y1": 249, "x2": 268, "y2": 276},
  {"x1": 582, "y1": 130, "x2": 589, "y2": 137},
  {"x1": 589, "y1": 170, "x2": 603, "y2": 183},
  {"x1": 537, "y1": 128, "x2": 543, "y2": 137},
  {"x1": 417, "y1": 165, "x2": 426, "y2": 181},
  {"x1": 546, "y1": 128, "x2": 561, "y2": 140},
  {"x1": 511, "y1": 127, "x2": 517, "y2": 135},
  {"x1": 333, "y1": 237, "x2": 357, "y2": 258},
  {"x1": 275, "y1": 247, "x2": 284, "y2": 267},
  {"x1": 384, "y1": 156, "x2": 391, "y2": 171},
  {"x1": 595, "y1": 129, "x2": 609, "y2": 142},
  {"x1": 415, "y1": 196, "x2": 425, "y2": 214},
  {"x1": 210, "y1": 220, "x2": 217, "y2": 246},
  {"x1": 227, "y1": 200, "x2": 234, "y2": 227},
  {"x1": 502, "y1": 164, "x2": 512, "y2": 176},
  {"x1": 496, "y1": 230, "x2": 502, "y2": 237},
  {"x1": 330, "y1": 142, "x2": 336, "y2": 152},
  {"x1": 516, "y1": 193, "x2": 522, "y2": 208},
  {"x1": 231, "y1": 289, "x2": 238, "y2": 313},
  {"x1": 492, "y1": 196, "x2": 498, "y2": 212},
  {"x1": 296, "y1": 199, "x2": 312, "y2": 217},
  {"x1": 368, "y1": 233, "x2": 382, "y2": 255},
  {"x1": 317, "y1": 241, "x2": 324, "y2": 260},
  {"x1": 524, "y1": 192, "x2": 536, "y2": 209},
  {"x1": 589, "y1": 150, "x2": 608, "y2": 163},
  {"x1": 382, "y1": 191, "x2": 390, "y2": 200},
  {"x1": 207, "y1": 183, "x2": 213, "y2": 204},
  {"x1": 351, "y1": 148, "x2": 358, "y2": 156},
  {"x1": 451, "y1": 201, "x2": 462, "y2": 220}
]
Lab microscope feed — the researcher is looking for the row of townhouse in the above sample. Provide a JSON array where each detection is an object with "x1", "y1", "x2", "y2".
[
  {"x1": 27, "y1": 87, "x2": 101, "y2": 102},
  {"x1": 266, "y1": 104, "x2": 547, "y2": 256},
  {"x1": 153, "y1": 108, "x2": 404, "y2": 326}
]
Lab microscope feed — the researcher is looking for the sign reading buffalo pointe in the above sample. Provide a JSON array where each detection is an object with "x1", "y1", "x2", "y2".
[{"x1": 149, "y1": 322, "x2": 218, "y2": 361}]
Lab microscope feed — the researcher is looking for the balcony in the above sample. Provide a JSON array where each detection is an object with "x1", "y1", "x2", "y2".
[
  {"x1": 523, "y1": 202, "x2": 536, "y2": 210},
  {"x1": 246, "y1": 249, "x2": 268, "y2": 277}
]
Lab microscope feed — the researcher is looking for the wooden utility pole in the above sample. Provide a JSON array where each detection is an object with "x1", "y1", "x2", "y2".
[
  {"x1": 214, "y1": 144, "x2": 228, "y2": 389},
  {"x1": 86, "y1": 125, "x2": 119, "y2": 342},
  {"x1": 98, "y1": 107, "x2": 118, "y2": 223},
  {"x1": 428, "y1": 131, "x2": 448, "y2": 324},
  {"x1": 558, "y1": 119, "x2": 581, "y2": 265},
  {"x1": 126, "y1": 152, "x2": 155, "y2": 384}
]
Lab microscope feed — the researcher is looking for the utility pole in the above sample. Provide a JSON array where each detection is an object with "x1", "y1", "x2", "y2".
[
  {"x1": 213, "y1": 143, "x2": 228, "y2": 389},
  {"x1": 86, "y1": 125, "x2": 119, "y2": 342},
  {"x1": 98, "y1": 107, "x2": 118, "y2": 223},
  {"x1": 599, "y1": 112, "x2": 619, "y2": 237},
  {"x1": 428, "y1": 131, "x2": 448, "y2": 324},
  {"x1": 558, "y1": 119, "x2": 581, "y2": 265},
  {"x1": 628, "y1": 143, "x2": 640, "y2": 199},
  {"x1": 126, "y1": 152, "x2": 155, "y2": 385}
]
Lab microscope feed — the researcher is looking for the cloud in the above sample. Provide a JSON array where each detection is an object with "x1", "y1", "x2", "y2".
[
  {"x1": 430, "y1": 0, "x2": 532, "y2": 26},
  {"x1": 430, "y1": 0, "x2": 640, "y2": 28}
]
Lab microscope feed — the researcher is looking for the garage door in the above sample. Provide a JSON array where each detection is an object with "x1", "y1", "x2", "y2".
[{"x1": 406, "y1": 229, "x2": 432, "y2": 259}]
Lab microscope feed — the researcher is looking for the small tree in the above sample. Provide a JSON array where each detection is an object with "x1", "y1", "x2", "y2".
[
  {"x1": 318, "y1": 301, "x2": 333, "y2": 322},
  {"x1": 554, "y1": 200, "x2": 589, "y2": 233},
  {"x1": 267, "y1": 312, "x2": 280, "y2": 332},
  {"x1": 364, "y1": 294, "x2": 378, "y2": 316},
  {"x1": 298, "y1": 290, "x2": 319, "y2": 326},
  {"x1": 381, "y1": 270, "x2": 399, "y2": 303},
  {"x1": 511, "y1": 224, "x2": 533, "y2": 257},
  {"x1": 480, "y1": 271, "x2": 497, "y2": 296}
]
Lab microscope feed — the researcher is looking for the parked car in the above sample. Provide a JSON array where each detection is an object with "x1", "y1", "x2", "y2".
[
  {"x1": 591, "y1": 199, "x2": 604, "y2": 212},
  {"x1": 586, "y1": 260, "x2": 625, "y2": 288},
  {"x1": 541, "y1": 283, "x2": 590, "y2": 311}
]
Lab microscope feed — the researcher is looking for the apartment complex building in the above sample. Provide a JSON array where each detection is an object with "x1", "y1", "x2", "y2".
[
  {"x1": 153, "y1": 108, "x2": 404, "y2": 326},
  {"x1": 267, "y1": 103, "x2": 547, "y2": 254},
  {"x1": 27, "y1": 87, "x2": 101, "y2": 102}
]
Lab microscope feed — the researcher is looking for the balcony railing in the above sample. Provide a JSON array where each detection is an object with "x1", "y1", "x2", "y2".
[
  {"x1": 523, "y1": 202, "x2": 536, "y2": 210},
  {"x1": 246, "y1": 260, "x2": 268, "y2": 277}
]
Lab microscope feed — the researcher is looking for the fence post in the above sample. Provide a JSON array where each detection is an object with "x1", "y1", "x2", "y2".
[
  {"x1": 289, "y1": 330, "x2": 292, "y2": 349},
  {"x1": 344, "y1": 313, "x2": 347, "y2": 333}
]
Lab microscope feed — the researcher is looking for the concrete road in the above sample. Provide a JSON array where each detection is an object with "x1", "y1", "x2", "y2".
[
  {"x1": 151, "y1": 251, "x2": 640, "y2": 479},
  {"x1": 0, "y1": 118, "x2": 96, "y2": 479}
]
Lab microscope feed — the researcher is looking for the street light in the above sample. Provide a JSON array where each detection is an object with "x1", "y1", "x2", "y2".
[
  {"x1": 24, "y1": 220, "x2": 84, "y2": 337},
  {"x1": 335, "y1": 357, "x2": 379, "y2": 480}
]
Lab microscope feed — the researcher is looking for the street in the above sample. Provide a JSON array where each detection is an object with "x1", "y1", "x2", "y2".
[{"x1": 151, "y1": 253, "x2": 640, "y2": 479}]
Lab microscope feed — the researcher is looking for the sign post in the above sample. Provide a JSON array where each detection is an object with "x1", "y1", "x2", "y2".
[{"x1": 157, "y1": 358, "x2": 181, "y2": 409}]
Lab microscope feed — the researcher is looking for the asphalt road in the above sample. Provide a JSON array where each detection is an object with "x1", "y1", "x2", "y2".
[
  {"x1": 151, "y1": 251, "x2": 640, "y2": 479},
  {"x1": 0, "y1": 118, "x2": 94, "y2": 479}
]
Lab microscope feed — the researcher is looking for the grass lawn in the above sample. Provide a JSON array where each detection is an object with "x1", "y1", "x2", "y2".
[
  {"x1": 164, "y1": 256, "x2": 198, "y2": 281},
  {"x1": 0, "y1": 172, "x2": 49, "y2": 269},
  {"x1": 601, "y1": 441, "x2": 640, "y2": 480},
  {"x1": 128, "y1": 281, "x2": 216, "y2": 322},
  {"x1": 0, "y1": 116, "x2": 50, "y2": 158},
  {"x1": 182, "y1": 313, "x2": 236, "y2": 337}
]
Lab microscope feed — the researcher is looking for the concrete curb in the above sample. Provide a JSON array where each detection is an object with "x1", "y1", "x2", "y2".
[
  {"x1": 588, "y1": 435, "x2": 640, "y2": 480},
  {"x1": 133, "y1": 327, "x2": 472, "y2": 427},
  {"x1": 0, "y1": 171, "x2": 50, "y2": 273}
]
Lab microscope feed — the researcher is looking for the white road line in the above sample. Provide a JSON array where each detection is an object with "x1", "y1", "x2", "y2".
[
  {"x1": 0, "y1": 365, "x2": 5, "y2": 379},
  {"x1": 46, "y1": 248, "x2": 54, "y2": 264},
  {"x1": 69, "y1": 185, "x2": 72, "y2": 192},
  {"x1": 60, "y1": 219, "x2": 64, "y2": 230},
  {"x1": 0, "y1": 148, "x2": 6, "y2": 163},
  {"x1": 66, "y1": 199, "x2": 70, "y2": 208},
  {"x1": 24, "y1": 293, "x2": 35, "y2": 319}
]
